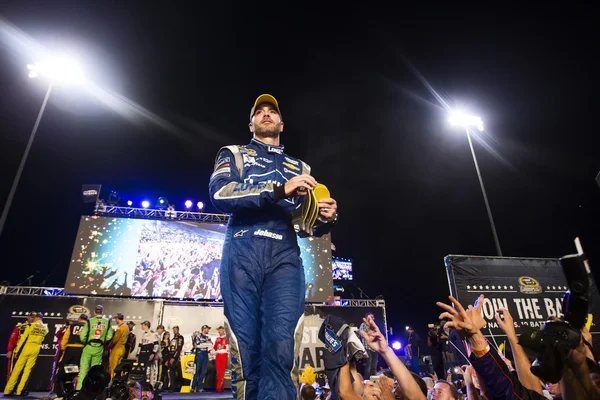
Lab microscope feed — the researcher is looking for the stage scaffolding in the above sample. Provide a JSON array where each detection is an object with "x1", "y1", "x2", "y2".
[
  {"x1": 0, "y1": 286, "x2": 385, "y2": 309},
  {"x1": 94, "y1": 204, "x2": 230, "y2": 224}
]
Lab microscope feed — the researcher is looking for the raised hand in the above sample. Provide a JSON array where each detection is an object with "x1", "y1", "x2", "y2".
[
  {"x1": 495, "y1": 309, "x2": 517, "y2": 340},
  {"x1": 360, "y1": 317, "x2": 389, "y2": 354},
  {"x1": 436, "y1": 295, "x2": 487, "y2": 338}
]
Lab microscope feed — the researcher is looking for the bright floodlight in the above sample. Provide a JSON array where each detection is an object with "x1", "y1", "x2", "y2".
[
  {"x1": 392, "y1": 341, "x2": 402, "y2": 350},
  {"x1": 197, "y1": 201, "x2": 204, "y2": 210},
  {"x1": 405, "y1": 326, "x2": 410, "y2": 331},
  {"x1": 448, "y1": 110, "x2": 484, "y2": 132},
  {"x1": 27, "y1": 56, "x2": 83, "y2": 83},
  {"x1": 141, "y1": 200, "x2": 150, "y2": 208},
  {"x1": 185, "y1": 200, "x2": 193, "y2": 208},
  {"x1": 127, "y1": 200, "x2": 133, "y2": 206}
]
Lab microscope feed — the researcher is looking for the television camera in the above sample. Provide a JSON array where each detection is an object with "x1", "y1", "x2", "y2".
[{"x1": 518, "y1": 246, "x2": 592, "y2": 383}]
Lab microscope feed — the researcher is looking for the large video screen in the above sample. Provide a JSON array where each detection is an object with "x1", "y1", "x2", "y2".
[
  {"x1": 65, "y1": 216, "x2": 332, "y2": 302},
  {"x1": 332, "y1": 257, "x2": 353, "y2": 280}
]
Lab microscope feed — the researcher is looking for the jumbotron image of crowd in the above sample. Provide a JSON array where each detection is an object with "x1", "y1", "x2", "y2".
[
  {"x1": 133, "y1": 223, "x2": 222, "y2": 299},
  {"x1": 65, "y1": 218, "x2": 224, "y2": 300}
]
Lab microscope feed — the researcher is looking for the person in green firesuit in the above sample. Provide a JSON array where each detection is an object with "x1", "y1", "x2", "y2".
[{"x1": 77, "y1": 305, "x2": 113, "y2": 390}]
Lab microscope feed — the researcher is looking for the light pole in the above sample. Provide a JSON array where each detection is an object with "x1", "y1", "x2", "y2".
[
  {"x1": 448, "y1": 111, "x2": 503, "y2": 256},
  {"x1": 0, "y1": 57, "x2": 82, "y2": 239}
]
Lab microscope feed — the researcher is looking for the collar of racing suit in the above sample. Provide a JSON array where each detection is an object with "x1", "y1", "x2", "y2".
[{"x1": 250, "y1": 137, "x2": 285, "y2": 153}]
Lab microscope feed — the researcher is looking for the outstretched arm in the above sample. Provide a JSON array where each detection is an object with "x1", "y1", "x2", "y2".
[
  {"x1": 495, "y1": 309, "x2": 543, "y2": 394},
  {"x1": 361, "y1": 317, "x2": 426, "y2": 400}
]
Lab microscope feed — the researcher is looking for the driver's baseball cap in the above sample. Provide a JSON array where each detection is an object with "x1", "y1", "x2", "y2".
[{"x1": 249, "y1": 94, "x2": 281, "y2": 121}]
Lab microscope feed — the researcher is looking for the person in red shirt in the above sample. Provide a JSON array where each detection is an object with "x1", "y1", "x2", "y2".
[
  {"x1": 6, "y1": 313, "x2": 33, "y2": 381},
  {"x1": 213, "y1": 326, "x2": 229, "y2": 393}
]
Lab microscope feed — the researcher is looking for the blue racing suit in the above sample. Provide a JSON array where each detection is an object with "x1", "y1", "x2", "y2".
[{"x1": 209, "y1": 138, "x2": 334, "y2": 400}]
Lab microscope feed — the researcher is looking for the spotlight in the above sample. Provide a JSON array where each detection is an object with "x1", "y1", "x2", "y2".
[
  {"x1": 141, "y1": 201, "x2": 150, "y2": 208},
  {"x1": 184, "y1": 200, "x2": 193, "y2": 209},
  {"x1": 157, "y1": 197, "x2": 168, "y2": 209},
  {"x1": 197, "y1": 201, "x2": 204, "y2": 210},
  {"x1": 392, "y1": 341, "x2": 401, "y2": 350},
  {"x1": 127, "y1": 200, "x2": 133, "y2": 206}
]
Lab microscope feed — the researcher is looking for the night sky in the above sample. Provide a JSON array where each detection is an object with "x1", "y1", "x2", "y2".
[{"x1": 0, "y1": 3, "x2": 598, "y2": 338}]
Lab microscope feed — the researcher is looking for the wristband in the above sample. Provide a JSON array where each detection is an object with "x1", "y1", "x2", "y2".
[{"x1": 471, "y1": 345, "x2": 490, "y2": 358}]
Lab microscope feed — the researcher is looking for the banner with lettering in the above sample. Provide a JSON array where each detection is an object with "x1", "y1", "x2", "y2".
[{"x1": 445, "y1": 255, "x2": 600, "y2": 336}]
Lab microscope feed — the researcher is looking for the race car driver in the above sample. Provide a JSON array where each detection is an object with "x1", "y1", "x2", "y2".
[
  {"x1": 54, "y1": 313, "x2": 88, "y2": 397},
  {"x1": 4, "y1": 312, "x2": 49, "y2": 396},
  {"x1": 5, "y1": 312, "x2": 33, "y2": 382},
  {"x1": 137, "y1": 320, "x2": 160, "y2": 385},
  {"x1": 77, "y1": 305, "x2": 113, "y2": 390},
  {"x1": 213, "y1": 325, "x2": 229, "y2": 393},
  {"x1": 208, "y1": 94, "x2": 338, "y2": 400},
  {"x1": 108, "y1": 312, "x2": 129, "y2": 379}
]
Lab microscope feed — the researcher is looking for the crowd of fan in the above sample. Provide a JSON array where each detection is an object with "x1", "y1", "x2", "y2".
[
  {"x1": 131, "y1": 224, "x2": 223, "y2": 299},
  {"x1": 298, "y1": 294, "x2": 597, "y2": 400}
]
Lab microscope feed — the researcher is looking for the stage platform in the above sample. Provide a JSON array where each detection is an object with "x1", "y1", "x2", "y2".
[{"x1": 1, "y1": 391, "x2": 233, "y2": 399}]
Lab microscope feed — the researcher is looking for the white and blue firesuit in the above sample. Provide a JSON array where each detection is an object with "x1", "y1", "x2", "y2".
[{"x1": 208, "y1": 138, "x2": 334, "y2": 400}]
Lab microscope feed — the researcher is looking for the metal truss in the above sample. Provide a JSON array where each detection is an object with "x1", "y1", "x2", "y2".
[
  {"x1": 0, "y1": 286, "x2": 67, "y2": 296},
  {"x1": 94, "y1": 205, "x2": 230, "y2": 224},
  {"x1": 0, "y1": 287, "x2": 385, "y2": 309},
  {"x1": 308, "y1": 299, "x2": 385, "y2": 307},
  {"x1": 345, "y1": 299, "x2": 386, "y2": 307}
]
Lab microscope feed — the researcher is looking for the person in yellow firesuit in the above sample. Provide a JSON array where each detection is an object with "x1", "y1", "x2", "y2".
[
  {"x1": 3, "y1": 312, "x2": 49, "y2": 396},
  {"x1": 108, "y1": 312, "x2": 129, "y2": 378}
]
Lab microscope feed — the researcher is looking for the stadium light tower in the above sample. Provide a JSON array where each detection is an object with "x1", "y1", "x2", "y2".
[
  {"x1": 0, "y1": 56, "x2": 83, "y2": 240},
  {"x1": 448, "y1": 110, "x2": 502, "y2": 256}
]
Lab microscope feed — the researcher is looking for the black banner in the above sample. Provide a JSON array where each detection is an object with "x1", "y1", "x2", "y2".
[
  {"x1": 0, "y1": 295, "x2": 156, "y2": 391},
  {"x1": 445, "y1": 255, "x2": 600, "y2": 337},
  {"x1": 81, "y1": 185, "x2": 101, "y2": 204}
]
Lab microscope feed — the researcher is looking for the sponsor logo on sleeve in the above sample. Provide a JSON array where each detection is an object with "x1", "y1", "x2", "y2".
[
  {"x1": 284, "y1": 157, "x2": 299, "y2": 166},
  {"x1": 215, "y1": 157, "x2": 230, "y2": 169},
  {"x1": 283, "y1": 168, "x2": 299, "y2": 176},
  {"x1": 283, "y1": 162, "x2": 300, "y2": 171},
  {"x1": 211, "y1": 167, "x2": 231, "y2": 179}
]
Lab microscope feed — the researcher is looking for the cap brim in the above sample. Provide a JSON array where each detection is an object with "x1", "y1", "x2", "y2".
[
  {"x1": 253, "y1": 94, "x2": 279, "y2": 112},
  {"x1": 251, "y1": 94, "x2": 281, "y2": 120}
]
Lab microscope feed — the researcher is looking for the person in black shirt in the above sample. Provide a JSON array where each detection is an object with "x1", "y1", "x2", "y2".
[
  {"x1": 406, "y1": 327, "x2": 421, "y2": 373},
  {"x1": 124, "y1": 321, "x2": 137, "y2": 359},
  {"x1": 427, "y1": 323, "x2": 445, "y2": 379},
  {"x1": 167, "y1": 326, "x2": 184, "y2": 392}
]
